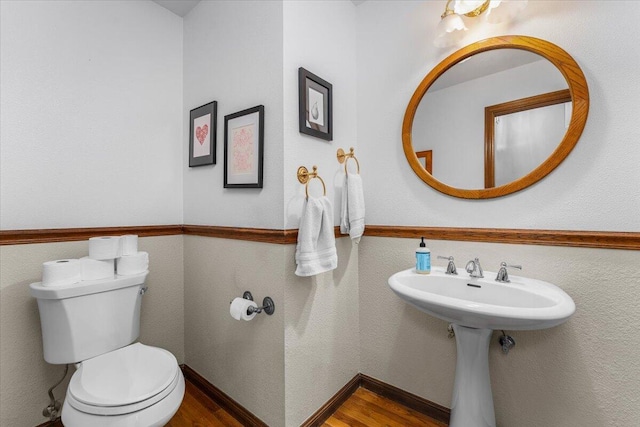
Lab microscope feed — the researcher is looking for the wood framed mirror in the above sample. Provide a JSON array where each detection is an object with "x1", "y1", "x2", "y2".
[{"x1": 402, "y1": 35, "x2": 589, "y2": 199}]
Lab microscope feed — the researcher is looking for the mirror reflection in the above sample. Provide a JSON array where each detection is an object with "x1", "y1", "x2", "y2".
[{"x1": 412, "y1": 49, "x2": 571, "y2": 190}]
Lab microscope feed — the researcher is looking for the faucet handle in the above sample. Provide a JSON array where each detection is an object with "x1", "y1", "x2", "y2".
[
  {"x1": 501, "y1": 262, "x2": 522, "y2": 270},
  {"x1": 495, "y1": 262, "x2": 522, "y2": 282},
  {"x1": 437, "y1": 256, "x2": 457, "y2": 275},
  {"x1": 465, "y1": 257, "x2": 483, "y2": 278}
]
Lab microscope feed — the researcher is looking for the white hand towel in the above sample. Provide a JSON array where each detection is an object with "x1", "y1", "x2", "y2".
[
  {"x1": 295, "y1": 196, "x2": 338, "y2": 277},
  {"x1": 340, "y1": 175, "x2": 350, "y2": 235},
  {"x1": 340, "y1": 173, "x2": 365, "y2": 243}
]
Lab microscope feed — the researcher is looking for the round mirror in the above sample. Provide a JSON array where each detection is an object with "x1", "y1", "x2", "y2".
[{"x1": 402, "y1": 36, "x2": 589, "y2": 199}]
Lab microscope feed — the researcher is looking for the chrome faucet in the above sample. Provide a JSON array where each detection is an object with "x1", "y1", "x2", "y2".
[
  {"x1": 495, "y1": 262, "x2": 522, "y2": 283},
  {"x1": 465, "y1": 258, "x2": 484, "y2": 278},
  {"x1": 437, "y1": 255, "x2": 458, "y2": 275}
]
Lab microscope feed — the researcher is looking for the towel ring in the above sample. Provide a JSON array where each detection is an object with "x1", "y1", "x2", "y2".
[
  {"x1": 297, "y1": 166, "x2": 326, "y2": 198},
  {"x1": 337, "y1": 147, "x2": 360, "y2": 174}
]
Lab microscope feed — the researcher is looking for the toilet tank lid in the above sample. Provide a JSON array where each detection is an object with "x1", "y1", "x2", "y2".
[{"x1": 30, "y1": 271, "x2": 148, "y2": 300}]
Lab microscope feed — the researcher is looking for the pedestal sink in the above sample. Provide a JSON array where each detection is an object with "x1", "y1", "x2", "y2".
[{"x1": 388, "y1": 266, "x2": 575, "y2": 427}]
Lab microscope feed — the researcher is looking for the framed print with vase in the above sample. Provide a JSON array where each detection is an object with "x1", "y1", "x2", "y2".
[{"x1": 298, "y1": 67, "x2": 332, "y2": 141}]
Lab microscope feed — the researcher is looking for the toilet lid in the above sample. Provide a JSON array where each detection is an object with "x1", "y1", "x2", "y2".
[
  {"x1": 69, "y1": 343, "x2": 178, "y2": 408},
  {"x1": 66, "y1": 368, "x2": 181, "y2": 416}
]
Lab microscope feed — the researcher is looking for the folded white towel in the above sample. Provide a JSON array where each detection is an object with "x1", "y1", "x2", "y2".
[
  {"x1": 295, "y1": 196, "x2": 338, "y2": 277},
  {"x1": 340, "y1": 176, "x2": 350, "y2": 235},
  {"x1": 340, "y1": 173, "x2": 365, "y2": 244}
]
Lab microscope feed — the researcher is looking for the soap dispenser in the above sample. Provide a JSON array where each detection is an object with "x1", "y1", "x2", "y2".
[{"x1": 415, "y1": 237, "x2": 431, "y2": 274}]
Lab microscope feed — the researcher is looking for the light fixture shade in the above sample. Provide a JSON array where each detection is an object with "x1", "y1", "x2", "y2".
[
  {"x1": 434, "y1": 13, "x2": 467, "y2": 48},
  {"x1": 486, "y1": 0, "x2": 528, "y2": 24},
  {"x1": 453, "y1": 0, "x2": 488, "y2": 16}
]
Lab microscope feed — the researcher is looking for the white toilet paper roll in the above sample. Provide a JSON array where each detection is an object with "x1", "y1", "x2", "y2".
[
  {"x1": 80, "y1": 257, "x2": 115, "y2": 281},
  {"x1": 42, "y1": 259, "x2": 82, "y2": 287},
  {"x1": 229, "y1": 297, "x2": 258, "y2": 321},
  {"x1": 89, "y1": 236, "x2": 121, "y2": 260},
  {"x1": 116, "y1": 252, "x2": 149, "y2": 276},
  {"x1": 119, "y1": 235, "x2": 139, "y2": 256}
]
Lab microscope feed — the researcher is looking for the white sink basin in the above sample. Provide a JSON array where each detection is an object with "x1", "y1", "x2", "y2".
[
  {"x1": 388, "y1": 266, "x2": 576, "y2": 330},
  {"x1": 388, "y1": 265, "x2": 576, "y2": 427}
]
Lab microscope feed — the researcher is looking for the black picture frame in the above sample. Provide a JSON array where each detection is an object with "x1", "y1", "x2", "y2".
[
  {"x1": 298, "y1": 67, "x2": 332, "y2": 141},
  {"x1": 189, "y1": 101, "x2": 217, "y2": 167},
  {"x1": 224, "y1": 105, "x2": 265, "y2": 188}
]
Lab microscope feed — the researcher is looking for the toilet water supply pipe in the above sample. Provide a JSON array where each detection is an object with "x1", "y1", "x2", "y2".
[{"x1": 43, "y1": 364, "x2": 69, "y2": 421}]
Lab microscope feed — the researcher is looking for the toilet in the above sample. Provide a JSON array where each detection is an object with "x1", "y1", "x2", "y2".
[{"x1": 30, "y1": 271, "x2": 185, "y2": 427}]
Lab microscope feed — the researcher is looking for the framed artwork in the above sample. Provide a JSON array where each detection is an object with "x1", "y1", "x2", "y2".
[
  {"x1": 298, "y1": 67, "x2": 332, "y2": 141},
  {"x1": 189, "y1": 101, "x2": 217, "y2": 167},
  {"x1": 224, "y1": 105, "x2": 265, "y2": 188}
]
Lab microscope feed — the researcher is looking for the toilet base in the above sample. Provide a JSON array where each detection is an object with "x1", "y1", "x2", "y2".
[{"x1": 62, "y1": 369, "x2": 185, "y2": 427}]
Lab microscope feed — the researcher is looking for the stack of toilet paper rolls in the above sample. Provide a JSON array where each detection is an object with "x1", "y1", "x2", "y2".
[
  {"x1": 40, "y1": 235, "x2": 148, "y2": 287},
  {"x1": 115, "y1": 235, "x2": 149, "y2": 276}
]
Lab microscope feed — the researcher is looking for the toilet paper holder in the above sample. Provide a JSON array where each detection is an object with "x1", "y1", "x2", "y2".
[{"x1": 239, "y1": 291, "x2": 275, "y2": 316}]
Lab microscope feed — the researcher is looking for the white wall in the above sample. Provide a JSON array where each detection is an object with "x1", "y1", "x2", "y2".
[
  {"x1": 0, "y1": 2, "x2": 185, "y2": 425},
  {"x1": 182, "y1": 0, "x2": 284, "y2": 229},
  {"x1": 282, "y1": 2, "x2": 360, "y2": 425},
  {"x1": 0, "y1": 0, "x2": 184, "y2": 229},
  {"x1": 3, "y1": 1, "x2": 639, "y2": 426},
  {"x1": 181, "y1": 2, "x2": 286, "y2": 425},
  {"x1": 184, "y1": 2, "x2": 360, "y2": 425},
  {"x1": 356, "y1": 1, "x2": 640, "y2": 426},
  {"x1": 283, "y1": 0, "x2": 359, "y2": 230},
  {"x1": 357, "y1": 0, "x2": 640, "y2": 231}
]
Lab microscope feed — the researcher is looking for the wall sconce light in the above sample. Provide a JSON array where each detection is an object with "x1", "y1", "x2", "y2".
[{"x1": 434, "y1": 0, "x2": 528, "y2": 48}]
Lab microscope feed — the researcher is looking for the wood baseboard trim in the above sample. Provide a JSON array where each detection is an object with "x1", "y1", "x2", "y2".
[
  {"x1": 180, "y1": 364, "x2": 268, "y2": 427},
  {"x1": 300, "y1": 373, "x2": 362, "y2": 427},
  {"x1": 181, "y1": 366, "x2": 450, "y2": 427},
  {"x1": 364, "y1": 225, "x2": 640, "y2": 250},
  {"x1": 359, "y1": 373, "x2": 451, "y2": 425},
  {"x1": 1, "y1": 225, "x2": 183, "y2": 246},
  {"x1": 300, "y1": 372, "x2": 450, "y2": 427}
]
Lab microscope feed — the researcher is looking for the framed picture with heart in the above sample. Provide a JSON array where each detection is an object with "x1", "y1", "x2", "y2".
[{"x1": 189, "y1": 101, "x2": 217, "y2": 167}]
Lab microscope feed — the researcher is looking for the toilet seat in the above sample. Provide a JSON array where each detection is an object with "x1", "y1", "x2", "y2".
[
  {"x1": 67, "y1": 343, "x2": 179, "y2": 416},
  {"x1": 62, "y1": 369, "x2": 185, "y2": 427}
]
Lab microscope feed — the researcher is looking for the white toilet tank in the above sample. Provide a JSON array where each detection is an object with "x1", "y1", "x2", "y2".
[{"x1": 30, "y1": 272, "x2": 148, "y2": 364}]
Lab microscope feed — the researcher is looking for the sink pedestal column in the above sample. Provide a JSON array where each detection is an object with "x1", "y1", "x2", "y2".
[{"x1": 450, "y1": 324, "x2": 495, "y2": 427}]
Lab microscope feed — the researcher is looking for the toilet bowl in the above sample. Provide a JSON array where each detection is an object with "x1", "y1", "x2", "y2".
[{"x1": 62, "y1": 343, "x2": 184, "y2": 427}]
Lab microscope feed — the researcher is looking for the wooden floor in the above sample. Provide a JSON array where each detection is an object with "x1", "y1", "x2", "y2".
[
  {"x1": 167, "y1": 380, "x2": 243, "y2": 427},
  {"x1": 323, "y1": 387, "x2": 448, "y2": 427},
  {"x1": 46, "y1": 380, "x2": 446, "y2": 427},
  {"x1": 170, "y1": 382, "x2": 447, "y2": 426}
]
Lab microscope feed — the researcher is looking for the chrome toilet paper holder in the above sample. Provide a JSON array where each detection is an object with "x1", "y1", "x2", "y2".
[{"x1": 241, "y1": 291, "x2": 275, "y2": 316}]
